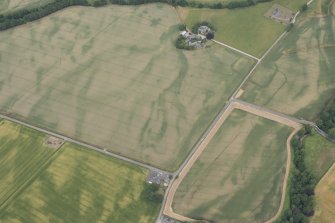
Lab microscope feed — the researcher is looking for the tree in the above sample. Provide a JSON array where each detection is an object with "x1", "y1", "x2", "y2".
[
  {"x1": 301, "y1": 3, "x2": 308, "y2": 11},
  {"x1": 178, "y1": 23, "x2": 186, "y2": 31},
  {"x1": 206, "y1": 32, "x2": 214, "y2": 40},
  {"x1": 328, "y1": 127, "x2": 335, "y2": 138}
]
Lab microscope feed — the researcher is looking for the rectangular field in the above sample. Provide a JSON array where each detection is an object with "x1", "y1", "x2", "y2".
[
  {"x1": 0, "y1": 142, "x2": 161, "y2": 223},
  {"x1": 177, "y1": 0, "x2": 308, "y2": 57},
  {"x1": 0, "y1": 119, "x2": 58, "y2": 210},
  {"x1": 172, "y1": 110, "x2": 292, "y2": 223},
  {"x1": 0, "y1": 3, "x2": 255, "y2": 171},
  {"x1": 304, "y1": 132, "x2": 335, "y2": 181},
  {"x1": 241, "y1": 8, "x2": 335, "y2": 120}
]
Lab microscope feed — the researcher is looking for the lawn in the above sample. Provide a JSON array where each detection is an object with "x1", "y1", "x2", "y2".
[
  {"x1": 0, "y1": 3, "x2": 255, "y2": 171},
  {"x1": 241, "y1": 1, "x2": 335, "y2": 120},
  {"x1": 312, "y1": 164, "x2": 335, "y2": 223},
  {"x1": 172, "y1": 110, "x2": 292, "y2": 222},
  {"x1": 177, "y1": 0, "x2": 308, "y2": 57},
  {"x1": 0, "y1": 143, "x2": 161, "y2": 223},
  {"x1": 303, "y1": 132, "x2": 335, "y2": 181},
  {"x1": 0, "y1": 119, "x2": 58, "y2": 210}
]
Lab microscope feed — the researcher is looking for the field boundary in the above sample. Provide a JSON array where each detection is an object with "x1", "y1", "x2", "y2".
[
  {"x1": 162, "y1": 99, "x2": 302, "y2": 222},
  {"x1": 310, "y1": 162, "x2": 335, "y2": 222},
  {"x1": 264, "y1": 128, "x2": 299, "y2": 223},
  {"x1": 212, "y1": 39, "x2": 261, "y2": 61},
  {"x1": 0, "y1": 113, "x2": 171, "y2": 175}
]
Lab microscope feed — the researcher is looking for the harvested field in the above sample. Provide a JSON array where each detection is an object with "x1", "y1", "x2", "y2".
[
  {"x1": 241, "y1": 6, "x2": 335, "y2": 120},
  {"x1": 312, "y1": 163, "x2": 335, "y2": 223},
  {"x1": 172, "y1": 110, "x2": 292, "y2": 222},
  {"x1": 177, "y1": 0, "x2": 307, "y2": 57},
  {"x1": 304, "y1": 132, "x2": 335, "y2": 181},
  {"x1": 0, "y1": 4, "x2": 255, "y2": 171},
  {"x1": 0, "y1": 143, "x2": 161, "y2": 223},
  {"x1": 0, "y1": 119, "x2": 58, "y2": 210}
]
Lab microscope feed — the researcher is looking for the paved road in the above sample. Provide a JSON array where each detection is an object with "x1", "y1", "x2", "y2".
[{"x1": 0, "y1": 113, "x2": 170, "y2": 175}]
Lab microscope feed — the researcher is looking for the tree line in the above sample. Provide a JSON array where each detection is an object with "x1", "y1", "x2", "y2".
[
  {"x1": 317, "y1": 97, "x2": 335, "y2": 138},
  {"x1": 0, "y1": 0, "x2": 276, "y2": 31},
  {"x1": 278, "y1": 126, "x2": 316, "y2": 223}
]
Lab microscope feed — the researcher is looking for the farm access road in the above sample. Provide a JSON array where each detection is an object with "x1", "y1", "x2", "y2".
[
  {"x1": 162, "y1": 99, "x2": 303, "y2": 222},
  {"x1": 160, "y1": 7, "x2": 319, "y2": 221}
]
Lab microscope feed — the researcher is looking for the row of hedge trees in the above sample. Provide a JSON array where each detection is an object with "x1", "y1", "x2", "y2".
[
  {"x1": 0, "y1": 0, "x2": 109, "y2": 31},
  {"x1": 0, "y1": 0, "x2": 276, "y2": 31},
  {"x1": 278, "y1": 127, "x2": 316, "y2": 223},
  {"x1": 140, "y1": 183, "x2": 164, "y2": 203},
  {"x1": 317, "y1": 97, "x2": 335, "y2": 138}
]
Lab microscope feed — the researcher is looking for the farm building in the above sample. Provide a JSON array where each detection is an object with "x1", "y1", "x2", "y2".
[
  {"x1": 147, "y1": 170, "x2": 171, "y2": 186},
  {"x1": 179, "y1": 31, "x2": 206, "y2": 49}
]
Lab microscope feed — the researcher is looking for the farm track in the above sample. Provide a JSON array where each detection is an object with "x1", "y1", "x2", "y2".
[
  {"x1": 161, "y1": 4, "x2": 322, "y2": 221},
  {"x1": 162, "y1": 99, "x2": 303, "y2": 222},
  {"x1": 264, "y1": 128, "x2": 299, "y2": 223},
  {"x1": 0, "y1": 2, "x2": 325, "y2": 223}
]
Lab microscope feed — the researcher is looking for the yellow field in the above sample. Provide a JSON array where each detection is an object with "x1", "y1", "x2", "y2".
[
  {"x1": 0, "y1": 3, "x2": 255, "y2": 171},
  {"x1": 312, "y1": 164, "x2": 335, "y2": 223},
  {"x1": 0, "y1": 141, "x2": 161, "y2": 222},
  {"x1": 0, "y1": 119, "x2": 57, "y2": 209}
]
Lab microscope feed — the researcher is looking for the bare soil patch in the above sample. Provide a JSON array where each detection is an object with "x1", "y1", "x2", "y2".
[{"x1": 43, "y1": 136, "x2": 64, "y2": 149}]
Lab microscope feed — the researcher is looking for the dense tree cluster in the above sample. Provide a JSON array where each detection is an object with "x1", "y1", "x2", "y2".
[
  {"x1": 278, "y1": 128, "x2": 316, "y2": 223},
  {"x1": 317, "y1": 98, "x2": 335, "y2": 138},
  {"x1": 191, "y1": 21, "x2": 216, "y2": 33},
  {"x1": 140, "y1": 183, "x2": 164, "y2": 203},
  {"x1": 0, "y1": 0, "x2": 110, "y2": 31},
  {"x1": 0, "y1": 0, "x2": 280, "y2": 31},
  {"x1": 175, "y1": 36, "x2": 195, "y2": 50}
]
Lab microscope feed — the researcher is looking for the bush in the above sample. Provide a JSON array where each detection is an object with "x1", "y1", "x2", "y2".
[
  {"x1": 178, "y1": 23, "x2": 186, "y2": 31},
  {"x1": 286, "y1": 23, "x2": 294, "y2": 32},
  {"x1": 301, "y1": 3, "x2": 308, "y2": 11},
  {"x1": 175, "y1": 36, "x2": 194, "y2": 50},
  {"x1": 206, "y1": 32, "x2": 214, "y2": 40},
  {"x1": 317, "y1": 97, "x2": 335, "y2": 137},
  {"x1": 191, "y1": 21, "x2": 216, "y2": 33}
]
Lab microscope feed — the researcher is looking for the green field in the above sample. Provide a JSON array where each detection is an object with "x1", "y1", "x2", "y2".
[
  {"x1": 173, "y1": 110, "x2": 292, "y2": 222},
  {"x1": 0, "y1": 3, "x2": 255, "y2": 171},
  {"x1": 0, "y1": 133, "x2": 161, "y2": 223},
  {"x1": 304, "y1": 132, "x2": 335, "y2": 181},
  {"x1": 241, "y1": 2, "x2": 335, "y2": 120},
  {"x1": 178, "y1": 0, "x2": 308, "y2": 57},
  {"x1": 0, "y1": 119, "x2": 58, "y2": 210}
]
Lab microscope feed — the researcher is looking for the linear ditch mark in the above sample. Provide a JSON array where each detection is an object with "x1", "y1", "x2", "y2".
[{"x1": 0, "y1": 145, "x2": 64, "y2": 214}]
